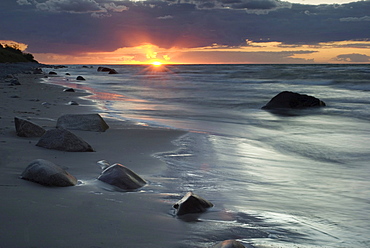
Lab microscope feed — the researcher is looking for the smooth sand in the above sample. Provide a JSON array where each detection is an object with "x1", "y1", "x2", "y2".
[{"x1": 0, "y1": 69, "x2": 188, "y2": 248}]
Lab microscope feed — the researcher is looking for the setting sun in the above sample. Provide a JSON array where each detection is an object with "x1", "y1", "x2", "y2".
[{"x1": 151, "y1": 61, "x2": 163, "y2": 67}]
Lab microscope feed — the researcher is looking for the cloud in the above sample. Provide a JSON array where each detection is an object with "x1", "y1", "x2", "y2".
[
  {"x1": 16, "y1": 0, "x2": 32, "y2": 5},
  {"x1": 334, "y1": 53, "x2": 370, "y2": 62},
  {"x1": 0, "y1": 40, "x2": 28, "y2": 51},
  {"x1": 340, "y1": 15, "x2": 370, "y2": 22},
  {"x1": 3, "y1": 0, "x2": 369, "y2": 61},
  {"x1": 19, "y1": 0, "x2": 128, "y2": 16},
  {"x1": 34, "y1": 0, "x2": 104, "y2": 13},
  {"x1": 157, "y1": 15, "x2": 173, "y2": 19}
]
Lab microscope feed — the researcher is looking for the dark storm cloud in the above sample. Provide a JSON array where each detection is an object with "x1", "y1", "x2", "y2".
[
  {"x1": 231, "y1": 0, "x2": 278, "y2": 10},
  {"x1": 16, "y1": 0, "x2": 128, "y2": 14},
  {"x1": 334, "y1": 53, "x2": 370, "y2": 62},
  {"x1": 1, "y1": 0, "x2": 369, "y2": 55}
]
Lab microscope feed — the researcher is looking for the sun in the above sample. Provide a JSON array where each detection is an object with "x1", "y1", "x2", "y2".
[{"x1": 151, "y1": 61, "x2": 163, "y2": 67}]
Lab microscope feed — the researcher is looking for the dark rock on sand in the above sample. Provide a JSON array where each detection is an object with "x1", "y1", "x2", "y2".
[
  {"x1": 8, "y1": 78, "x2": 21, "y2": 86},
  {"x1": 36, "y1": 127, "x2": 94, "y2": 152},
  {"x1": 15, "y1": 117, "x2": 46, "y2": 137},
  {"x1": 20, "y1": 159, "x2": 77, "y2": 187},
  {"x1": 97, "y1": 162, "x2": 146, "y2": 190},
  {"x1": 262, "y1": 91, "x2": 326, "y2": 109},
  {"x1": 211, "y1": 240, "x2": 246, "y2": 248},
  {"x1": 48, "y1": 71, "x2": 57, "y2": 75},
  {"x1": 173, "y1": 192, "x2": 214, "y2": 216},
  {"x1": 68, "y1": 101, "x2": 79, "y2": 105},
  {"x1": 76, "y1": 76, "x2": 85, "y2": 80},
  {"x1": 63, "y1": 88, "x2": 75, "y2": 92},
  {"x1": 56, "y1": 113, "x2": 109, "y2": 132},
  {"x1": 33, "y1": 68, "x2": 43, "y2": 74}
]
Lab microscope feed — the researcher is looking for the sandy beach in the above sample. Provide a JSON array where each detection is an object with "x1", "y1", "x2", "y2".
[{"x1": 0, "y1": 65, "x2": 188, "y2": 248}]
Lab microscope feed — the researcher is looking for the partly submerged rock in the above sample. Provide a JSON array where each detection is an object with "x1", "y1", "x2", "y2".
[
  {"x1": 108, "y1": 69, "x2": 118, "y2": 74},
  {"x1": 14, "y1": 117, "x2": 46, "y2": 137},
  {"x1": 76, "y1": 76, "x2": 85, "y2": 80},
  {"x1": 211, "y1": 240, "x2": 246, "y2": 248},
  {"x1": 97, "y1": 66, "x2": 118, "y2": 74},
  {"x1": 36, "y1": 128, "x2": 94, "y2": 152},
  {"x1": 173, "y1": 192, "x2": 214, "y2": 216},
  {"x1": 20, "y1": 159, "x2": 77, "y2": 187},
  {"x1": 262, "y1": 91, "x2": 326, "y2": 110},
  {"x1": 56, "y1": 113, "x2": 109, "y2": 132},
  {"x1": 63, "y1": 88, "x2": 75, "y2": 92},
  {"x1": 97, "y1": 162, "x2": 146, "y2": 191},
  {"x1": 97, "y1": 66, "x2": 111, "y2": 72},
  {"x1": 33, "y1": 68, "x2": 43, "y2": 74},
  {"x1": 68, "y1": 101, "x2": 79, "y2": 105}
]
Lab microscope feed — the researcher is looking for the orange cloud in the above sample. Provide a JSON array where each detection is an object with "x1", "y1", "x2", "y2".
[{"x1": 0, "y1": 40, "x2": 28, "y2": 51}]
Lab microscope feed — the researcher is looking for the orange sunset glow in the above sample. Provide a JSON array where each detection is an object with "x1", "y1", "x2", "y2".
[{"x1": 30, "y1": 40, "x2": 370, "y2": 65}]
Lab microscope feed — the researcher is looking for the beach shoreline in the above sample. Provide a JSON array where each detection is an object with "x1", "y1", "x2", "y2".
[{"x1": 0, "y1": 64, "x2": 188, "y2": 248}]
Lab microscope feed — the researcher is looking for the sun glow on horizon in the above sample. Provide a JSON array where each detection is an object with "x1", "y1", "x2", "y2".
[
  {"x1": 32, "y1": 40, "x2": 370, "y2": 65},
  {"x1": 151, "y1": 61, "x2": 163, "y2": 66}
]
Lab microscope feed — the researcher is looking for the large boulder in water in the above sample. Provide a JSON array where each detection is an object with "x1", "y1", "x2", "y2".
[
  {"x1": 173, "y1": 192, "x2": 214, "y2": 216},
  {"x1": 97, "y1": 66, "x2": 118, "y2": 74},
  {"x1": 14, "y1": 117, "x2": 46, "y2": 137},
  {"x1": 36, "y1": 128, "x2": 94, "y2": 152},
  {"x1": 76, "y1": 76, "x2": 85, "y2": 80},
  {"x1": 211, "y1": 240, "x2": 246, "y2": 248},
  {"x1": 262, "y1": 91, "x2": 326, "y2": 110},
  {"x1": 97, "y1": 66, "x2": 111, "y2": 72},
  {"x1": 20, "y1": 159, "x2": 77, "y2": 187},
  {"x1": 97, "y1": 162, "x2": 146, "y2": 190},
  {"x1": 108, "y1": 69, "x2": 118, "y2": 74},
  {"x1": 56, "y1": 114, "x2": 109, "y2": 132}
]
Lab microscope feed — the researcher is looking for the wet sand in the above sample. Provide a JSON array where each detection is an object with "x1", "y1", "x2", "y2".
[{"x1": 0, "y1": 67, "x2": 188, "y2": 248}]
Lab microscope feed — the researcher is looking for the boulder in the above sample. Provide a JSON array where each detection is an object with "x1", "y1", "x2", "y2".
[
  {"x1": 48, "y1": 71, "x2": 57, "y2": 75},
  {"x1": 68, "y1": 101, "x2": 79, "y2": 105},
  {"x1": 97, "y1": 163, "x2": 146, "y2": 190},
  {"x1": 76, "y1": 76, "x2": 85, "y2": 80},
  {"x1": 36, "y1": 128, "x2": 94, "y2": 152},
  {"x1": 108, "y1": 69, "x2": 118, "y2": 74},
  {"x1": 173, "y1": 192, "x2": 214, "y2": 216},
  {"x1": 97, "y1": 66, "x2": 112, "y2": 72},
  {"x1": 56, "y1": 114, "x2": 109, "y2": 132},
  {"x1": 262, "y1": 91, "x2": 326, "y2": 109},
  {"x1": 14, "y1": 117, "x2": 46, "y2": 137},
  {"x1": 33, "y1": 68, "x2": 43, "y2": 74},
  {"x1": 63, "y1": 88, "x2": 75, "y2": 92},
  {"x1": 20, "y1": 159, "x2": 77, "y2": 187},
  {"x1": 212, "y1": 240, "x2": 246, "y2": 248},
  {"x1": 8, "y1": 78, "x2": 21, "y2": 86},
  {"x1": 97, "y1": 66, "x2": 118, "y2": 74}
]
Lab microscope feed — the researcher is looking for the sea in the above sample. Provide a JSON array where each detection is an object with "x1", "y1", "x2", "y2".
[{"x1": 43, "y1": 64, "x2": 370, "y2": 248}]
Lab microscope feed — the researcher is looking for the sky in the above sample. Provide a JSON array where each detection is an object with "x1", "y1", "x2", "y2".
[{"x1": 1, "y1": 0, "x2": 369, "y2": 64}]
